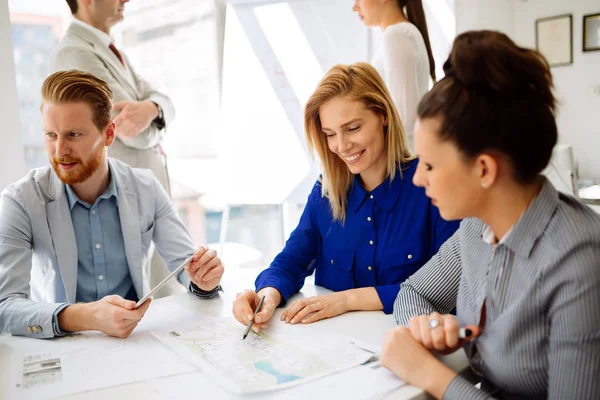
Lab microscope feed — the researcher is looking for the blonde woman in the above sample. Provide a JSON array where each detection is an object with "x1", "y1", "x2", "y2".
[{"x1": 232, "y1": 63, "x2": 458, "y2": 331}]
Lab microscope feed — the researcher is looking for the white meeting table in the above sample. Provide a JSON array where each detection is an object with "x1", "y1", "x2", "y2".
[{"x1": 0, "y1": 269, "x2": 469, "y2": 399}]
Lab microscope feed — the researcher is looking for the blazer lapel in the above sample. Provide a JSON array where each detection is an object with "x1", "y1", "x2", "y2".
[
  {"x1": 111, "y1": 160, "x2": 144, "y2": 297},
  {"x1": 67, "y1": 24, "x2": 138, "y2": 96},
  {"x1": 46, "y1": 173, "x2": 79, "y2": 302}
]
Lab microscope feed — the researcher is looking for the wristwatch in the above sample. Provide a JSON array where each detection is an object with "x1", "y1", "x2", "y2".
[
  {"x1": 190, "y1": 282, "x2": 223, "y2": 299},
  {"x1": 152, "y1": 101, "x2": 165, "y2": 130}
]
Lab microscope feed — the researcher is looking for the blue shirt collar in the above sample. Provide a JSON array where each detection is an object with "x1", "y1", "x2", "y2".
[
  {"x1": 348, "y1": 161, "x2": 414, "y2": 213},
  {"x1": 65, "y1": 168, "x2": 118, "y2": 210}
]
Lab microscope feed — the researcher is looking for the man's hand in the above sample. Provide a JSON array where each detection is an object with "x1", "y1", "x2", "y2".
[
  {"x1": 57, "y1": 295, "x2": 152, "y2": 338},
  {"x1": 113, "y1": 100, "x2": 159, "y2": 138},
  {"x1": 186, "y1": 246, "x2": 225, "y2": 291},
  {"x1": 281, "y1": 292, "x2": 349, "y2": 324}
]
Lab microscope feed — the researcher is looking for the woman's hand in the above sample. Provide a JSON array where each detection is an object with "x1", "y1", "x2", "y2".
[
  {"x1": 281, "y1": 292, "x2": 349, "y2": 324},
  {"x1": 407, "y1": 312, "x2": 480, "y2": 354},
  {"x1": 380, "y1": 326, "x2": 459, "y2": 399},
  {"x1": 232, "y1": 287, "x2": 282, "y2": 333}
]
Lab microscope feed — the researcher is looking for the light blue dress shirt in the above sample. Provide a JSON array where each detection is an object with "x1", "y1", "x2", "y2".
[
  {"x1": 53, "y1": 171, "x2": 136, "y2": 334},
  {"x1": 65, "y1": 173, "x2": 136, "y2": 303}
]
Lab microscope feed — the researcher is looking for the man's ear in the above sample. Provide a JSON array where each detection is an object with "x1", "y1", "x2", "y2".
[{"x1": 104, "y1": 121, "x2": 116, "y2": 147}]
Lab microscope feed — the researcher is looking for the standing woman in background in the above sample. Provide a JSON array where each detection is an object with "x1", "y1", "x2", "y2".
[{"x1": 353, "y1": 0, "x2": 435, "y2": 146}]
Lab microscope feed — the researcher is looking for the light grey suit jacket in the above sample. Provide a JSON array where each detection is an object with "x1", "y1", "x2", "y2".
[
  {"x1": 49, "y1": 22, "x2": 175, "y2": 191},
  {"x1": 0, "y1": 159, "x2": 194, "y2": 338}
]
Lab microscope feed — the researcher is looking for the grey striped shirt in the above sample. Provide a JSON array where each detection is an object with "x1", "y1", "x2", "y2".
[{"x1": 393, "y1": 180, "x2": 600, "y2": 399}]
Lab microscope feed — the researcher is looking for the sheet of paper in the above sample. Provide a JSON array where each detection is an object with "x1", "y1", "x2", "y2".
[
  {"x1": 152, "y1": 318, "x2": 374, "y2": 394},
  {"x1": 6, "y1": 304, "x2": 214, "y2": 399},
  {"x1": 147, "y1": 363, "x2": 405, "y2": 400},
  {"x1": 7, "y1": 339, "x2": 197, "y2": 399},
  {"x1": 6, "y1": 303, "x2": 212, "y2": 354}
]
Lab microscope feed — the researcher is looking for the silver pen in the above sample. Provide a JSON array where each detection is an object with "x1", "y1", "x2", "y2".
[{"x1": 243, "y1": 295, "x2": 265, "y2": 340}]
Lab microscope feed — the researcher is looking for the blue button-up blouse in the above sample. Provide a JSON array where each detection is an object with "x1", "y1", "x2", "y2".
[{"x1": 255, "y1": 159, "x2": 460, "y2": 313}]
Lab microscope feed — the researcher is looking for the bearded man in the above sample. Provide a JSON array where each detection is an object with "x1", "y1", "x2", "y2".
[{"x1": 0, "y1": 71, "x2": 223, "y2": 339}]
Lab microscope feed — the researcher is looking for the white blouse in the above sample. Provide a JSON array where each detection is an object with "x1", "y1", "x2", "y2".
[{"x1": 372, "y1": 22, "x2": 430, "y2": 144}]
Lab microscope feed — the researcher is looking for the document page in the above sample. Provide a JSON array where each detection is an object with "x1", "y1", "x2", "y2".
[
  {"x1": 6, "y1": 303, "x2": 211, "y2": 399},
  {"x1": 152, "y1": 318, "x2": 373, "y2": 393}
]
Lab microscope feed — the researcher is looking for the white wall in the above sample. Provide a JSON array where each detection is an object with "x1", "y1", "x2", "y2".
[
  {"x1": 455, "y1": 0, "x2": 600, "y2": 178},
  {"x1": 455, "y1": 0, "x2": 515, "y2": 37},
  {"x1": 513, "y1": 0, "x2": 600, "y2": 178},
  {"x1": 0, "y1": 1, "x2": 26, "y2": 190}
]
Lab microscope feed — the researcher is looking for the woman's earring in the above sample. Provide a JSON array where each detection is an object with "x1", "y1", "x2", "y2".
[{"x1": 481, "y1": 181, "x2": 488, "y2": 188}]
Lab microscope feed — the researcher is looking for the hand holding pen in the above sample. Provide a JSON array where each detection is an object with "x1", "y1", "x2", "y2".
[
  {"x1": 243, "y1": 295, "x2": 265, "y2": 340},
  {"x1": 233, "y1": 287, "x2": 282, "y2": 335},
  {"x1": 406, "y1": 312, "x2": 481, "y2": 354}
]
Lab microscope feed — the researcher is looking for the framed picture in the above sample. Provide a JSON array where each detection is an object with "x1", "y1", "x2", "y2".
[
  {"x1": 583, "y1": 13, "x2": 600, "y2": 52},
  {"x1": 536, "y1": 14, "x2": 573, "y2": 67}
]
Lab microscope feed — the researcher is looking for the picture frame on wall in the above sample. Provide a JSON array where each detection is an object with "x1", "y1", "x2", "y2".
[
  {"x1": 536, "y1": 14, "x2": 573, "y2": 67},
  {"x1": 583, "y1": 13, "x2": 600, "y2": 52}
]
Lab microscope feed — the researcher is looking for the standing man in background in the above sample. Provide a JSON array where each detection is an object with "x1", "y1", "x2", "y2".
[{"x1": 50, "y1": 0, "x2": 177, "y2": 295}]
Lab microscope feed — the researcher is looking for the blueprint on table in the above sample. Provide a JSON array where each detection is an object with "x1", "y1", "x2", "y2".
[{"x1": 152, "y1": 318, "x2": 373, "y2": 393}]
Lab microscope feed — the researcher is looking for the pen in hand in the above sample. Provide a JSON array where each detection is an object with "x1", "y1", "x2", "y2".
[
  {"x1": 243, "y1": 295, "x2": 265, "y2": 340},
  {"x1": 459, "y1": 327, "x2": 473, "y2": 339}
]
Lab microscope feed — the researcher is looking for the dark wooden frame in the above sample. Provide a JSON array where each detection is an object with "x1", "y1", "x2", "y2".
[
  {"x1": 535, "y1": 14, "x2": 573, "y2": 67},
  {"x1": 583, "y1": 13, "x2": 600, "y2": 52}
]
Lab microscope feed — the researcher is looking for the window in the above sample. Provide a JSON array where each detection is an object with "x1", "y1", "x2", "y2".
[
  {"x1": 8, "y1": 0, "x2": 372, "y2": 273},
  {"x1": 9, "y1": 0, "x2": 69, "y2": 171}
]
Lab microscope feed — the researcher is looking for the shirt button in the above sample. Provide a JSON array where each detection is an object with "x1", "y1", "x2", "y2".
[
  {"x1": 92, "y1": 209, "x2": 96, "y2": 215},
  {"x1": 367, "y1": 217, "x2": 372, "y2": 222},
  {"x1": 407, "y1": 254, "x2": 413, "y2": 260},
  {"x1": 369, "y1": 240, "x2": 374, "y2": 245},
  {"x1": 367, "y1": 266, "x2": 372, "y2": 271},
  {"x1": 369, "y1": 195, "x2": 374, "y2": 199},
  {"x1": 95, "y1": 244, "x2": 101, "y2": 249},
  {"x1": 330, "y1": 259, "x2": 334, "y2": 264},
  {"x1": 98, "y1": 275, "x2": 104, "y2": 281}
]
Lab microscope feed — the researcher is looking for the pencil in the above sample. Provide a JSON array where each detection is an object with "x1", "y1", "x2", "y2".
[{"x1": 243, "y1": 295, "x2": 265, "y2": 340}]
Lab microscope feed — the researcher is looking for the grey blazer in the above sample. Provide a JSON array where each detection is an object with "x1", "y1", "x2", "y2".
[
  {"x1": 49, "y1": 22, "x2": 175, "y2": 191},
  {"x1": 0, "y1": 159, "x2": 194, "y2": 338}
]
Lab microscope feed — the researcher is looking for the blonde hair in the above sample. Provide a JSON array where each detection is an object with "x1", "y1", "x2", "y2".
[
  {"x1": 304, "y1": 62, "x2": 414, "y2": 221},
  {"x1": 41, "y1": 70, "x2": 114, "y2": 130}
]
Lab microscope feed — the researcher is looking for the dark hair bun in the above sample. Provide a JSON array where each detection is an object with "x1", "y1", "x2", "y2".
[
  {"x1": 444, "y1": 31, "x2": 555, "y2": 113},
  {"x1": 418, "y1": 30, "x2": 558, "y2": 184}
]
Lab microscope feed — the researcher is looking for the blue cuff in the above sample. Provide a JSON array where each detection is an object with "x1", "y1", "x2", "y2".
[
  {"x1": 255, "y1": 277, "x2": 296, "y2": 304},
  {"x1": 375, "y1": 284, "x2": 401, "y2": 314},
  {"x1": 52, "y1": 304, "x2": 71, "y2": 337}
]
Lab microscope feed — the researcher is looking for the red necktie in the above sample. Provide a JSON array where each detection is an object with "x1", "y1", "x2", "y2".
[{"x1": 109, "y1": 43, "x2": 125, "y2": 67}]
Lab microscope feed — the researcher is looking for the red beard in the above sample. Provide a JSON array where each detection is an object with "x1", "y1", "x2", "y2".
[{"x1": 50, "y1": 144, "x2": 105, "y2": 185}]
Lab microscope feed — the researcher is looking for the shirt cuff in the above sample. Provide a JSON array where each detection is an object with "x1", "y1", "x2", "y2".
[
  {"x1": 189, "y1": 282, "x2": 223, "y2": 299},
  {"x1": 255, "y1": 277, "x2": 296, "y2": 304},
  {"x1": 52, "y1": 304, "x2": 71, "y2": 337},
  {"x1": 443, "y1": 375, "x2": 494, "y2": 400},
  {"x1": 375, "y1": 283, "x2": 401, "y2": 314}
]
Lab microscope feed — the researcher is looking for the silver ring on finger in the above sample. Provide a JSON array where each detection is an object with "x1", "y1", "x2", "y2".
[{"x1": 428, "y1": 318, "x2": 441, "y2": 329}]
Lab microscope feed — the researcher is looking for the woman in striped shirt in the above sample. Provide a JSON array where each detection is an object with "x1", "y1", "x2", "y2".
[{"x1": 380, "y1": 30, "x2": 600, "y2": 399}]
